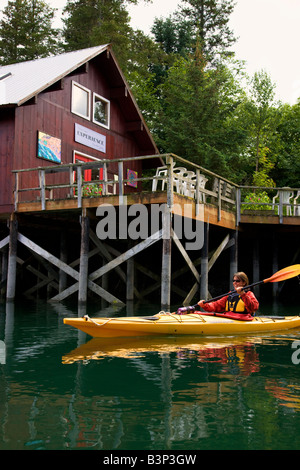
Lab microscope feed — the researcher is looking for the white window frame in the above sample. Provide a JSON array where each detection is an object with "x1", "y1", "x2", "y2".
[
  {"x1": 71, "y1": 81, "x2": 91, "y2": 120},
  {"x1": 92, "y1": 92, "x2": 110, "y2": 129}
]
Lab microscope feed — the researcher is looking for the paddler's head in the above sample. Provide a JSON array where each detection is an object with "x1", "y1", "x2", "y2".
[{"x1": 232, "y1": 272, "x2": 248, "y2": 290}]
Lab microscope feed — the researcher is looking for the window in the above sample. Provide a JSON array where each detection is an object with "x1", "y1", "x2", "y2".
[
  {"x1": 93, "y1": 93, "x2": 110, "y2": 129},
  {"x1": 72, "y1": 81, "x2": 91, "y2": 120}
]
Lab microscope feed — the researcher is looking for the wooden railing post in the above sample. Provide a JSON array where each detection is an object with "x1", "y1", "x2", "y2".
[
  {"x1": 236, "y1": 187, "x2": 241, "y2": 226},
  {"x1": 196, "y1": 168, "x2": 200, "y2": 216},
  {"x1": 39, "y1": 169, "x2": 46, "y2": 210},
  {"x1": 279, "y1": 190, "x2": 283, "y2": 224},
  {"x1": 77, "y1": 166, "x2": 82, "y2": 208},
  {"x1": 166, "y1": 154, "x2": 174, "y2": 209},
  {"x1": 217, "y1": 178, "x2": 222, "y2": 221},
  {"x1": 14, "y1": 172, "x2": 19, "y2": 211},
  {"x1": 69, "y1": 167, "x2": 73, "y2": 198},
  {"x1": 103, "y1": 162, "x2": 107, "y2": 196}
]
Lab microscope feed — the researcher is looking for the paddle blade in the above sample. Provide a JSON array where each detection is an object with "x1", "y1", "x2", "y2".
[{"x1": 264, "y1": 264, "x2": 300, "y2": 283}]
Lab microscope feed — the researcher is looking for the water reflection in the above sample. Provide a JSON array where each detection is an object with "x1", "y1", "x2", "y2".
[
  {"x1": 60, "y1": 333, "x2": 300, "y2": 450},
  {"x1": 63, "y1": 335, "x2": 261, "y2": 372},
  {"x1": 1, "y1": 299, "x2": 300, "y2": 450}
]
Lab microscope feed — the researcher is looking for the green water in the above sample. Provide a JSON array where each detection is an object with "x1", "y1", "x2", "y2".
[{"x1": 1, "y1": 299, "x2": 300, "y2": 451}]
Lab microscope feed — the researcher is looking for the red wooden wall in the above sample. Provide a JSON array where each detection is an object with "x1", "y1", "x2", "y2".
[{"x1": 0, "y1": 51, "x2": 158, "y2": 214}]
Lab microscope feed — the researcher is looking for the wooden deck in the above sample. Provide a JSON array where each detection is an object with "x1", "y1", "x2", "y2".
[
  {"x1": 240, "y1": 214, "x2": 300, "y2": 226},
  {"x1": 1, "y1": 154, "x2": 299, "y2": 307},
  {"x1": 10, "y1": 154, "x2": 300, "y2": 228},
  {"x1": 15, "y1": 191, "x2": 237, "y2": 230}
]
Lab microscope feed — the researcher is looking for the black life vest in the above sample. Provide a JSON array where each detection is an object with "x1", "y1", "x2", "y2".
[{"x1": 225, "y1": 293, "x2": 247, "y2": 313}]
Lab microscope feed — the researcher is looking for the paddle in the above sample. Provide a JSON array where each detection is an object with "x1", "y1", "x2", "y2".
[{"x1": 177, "y1": 264, "x2": 300, "y2": 314}]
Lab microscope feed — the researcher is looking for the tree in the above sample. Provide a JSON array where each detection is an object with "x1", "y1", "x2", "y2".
[
  {"x1": 152, "y1": 15, "x2": 194, "y2": 56},
  {"x1": 61, "y1": 0, "x2": 151, "y2": 69},
  {"x1": 239, "y1": 70, "x2": 278, "y2": 174},
  {"x1": 154, "y1": 50, "x2": 248, "y2": 179},
  {"x1": 178, "y1": 0, "x2": 237, "y2": 64},
  {"x1": 270, "y1": 100, "x2": 300, "y2": 187},
  {"x1": 150, "y1": 15, "x2": 194, "y2": 90},
  {"x1": 0, "y1": 0, "x2": 60, "y2": 65}
]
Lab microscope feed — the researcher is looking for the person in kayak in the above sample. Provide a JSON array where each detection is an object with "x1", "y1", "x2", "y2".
[{"x1": 198, "y1": 272, "x2": 259, "y2": 316}]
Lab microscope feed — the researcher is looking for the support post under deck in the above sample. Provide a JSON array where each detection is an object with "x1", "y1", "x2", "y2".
[
  {"x1": 200, "y1": 222, "x2": 209, "y2": 300},
  {"x1": 78, "y1": 210, "x2": 90, "y2": 304},
  {"x1": 6, "y1": 215, "x2": 18, "y2": 301},
  {"x1": 161, "y1": 208, "x2": 172, "y2": 309},
  {"x1": 229, "y1": 229, "x2": 238, "y2": 287}
]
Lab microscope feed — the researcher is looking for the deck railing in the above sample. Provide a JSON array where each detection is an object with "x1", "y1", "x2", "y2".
[{"x1": 12, "y1": 153, "x2": 300, "y2": 224}]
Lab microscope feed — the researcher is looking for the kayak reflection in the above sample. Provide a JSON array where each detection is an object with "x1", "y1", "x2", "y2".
[{"x1": 63, "y1": 335, "x2": 263, "y2": 375}]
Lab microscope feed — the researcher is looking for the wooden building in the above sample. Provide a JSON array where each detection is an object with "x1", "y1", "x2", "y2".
[
  {"x1": 0, "y1": 44, "x2": 160, "y2": 216},
  {"x1": 0, "y1": 46, "x2": 299, "y2": 309}
]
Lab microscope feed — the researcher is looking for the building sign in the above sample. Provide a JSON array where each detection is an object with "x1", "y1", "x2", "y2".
[{"x1": 75, "y1": 123, "x2": 106, "y2": 153}]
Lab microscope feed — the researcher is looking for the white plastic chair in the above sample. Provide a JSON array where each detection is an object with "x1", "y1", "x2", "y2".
[
  {"x1": 152, "y1": 165, "x2": 168, "y2": 191},
  {"x1": 188, "y1": 174, "x2": 208, "y2": 201},
  {"x1": 152, "y1": 163, "x2": 178, "y2": 191},
  {"x1": 272, "y1": 189, "x2": 294, "y2": 215},
  {"x1": 172, "y1": 167, "x2": 188, "y2": 194},
  {"x1": 293, "y1": 190, "x2": 300, "y2": 216},
  {"x1": 181, "y1": 170, "x2": 196, "y2": 196},
  {"x1": 106, "y1": 174, "x2": 118, "y2": 195}
]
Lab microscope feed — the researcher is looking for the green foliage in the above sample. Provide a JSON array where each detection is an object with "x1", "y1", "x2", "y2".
[
  {"x1": 153, "y1": 53, "x2": 248, "y2": 179},
  {"x1": 270, "y1": 101, "x2": 300, "y2": 187},
  {"x1": 61, "y1": 0, "x2": 152, "y2": 70},
  {"x1": 252, "y1": 148, "x2": 276, "y2": 188},
  {"x1": 62, "y1": 0, "x2": 132, "y2": 54},
  {"x1": 76, "y1": 183, "x2": 103, "y2": 198},
  {"x1": 152, "y1": 15, "x2": 194, "y2": 56},
  {"x1": 178, "y1": 0, "x2": 237, "y2": 64},
  {"x1": 242, "y1": 191, "x2": 272, "y2": 211},
  {"x1": 0, "y1": 0, "x2": 60, "y2": 64},
  {"x1": 238, "y1": 70, "x2": 278, "y2": 173}
]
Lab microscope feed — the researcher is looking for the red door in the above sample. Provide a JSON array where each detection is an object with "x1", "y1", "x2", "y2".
[{"x1": 74, "y1": 153, "x2": 103, "y2": 195}]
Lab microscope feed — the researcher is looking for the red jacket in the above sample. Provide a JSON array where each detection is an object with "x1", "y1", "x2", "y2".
[{"x1": 201, "y1": 291, "x2": 259, "y2": 315}]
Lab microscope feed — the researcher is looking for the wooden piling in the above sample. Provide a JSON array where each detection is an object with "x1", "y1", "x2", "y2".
[
  {"x1": 161, "y1": 207, "x2": 172, "y2": 309},
  {"x1": 161, "y1": 156, "x2": 173, "y2": 309},
  {"x1": 200, "y1": 222, "x2": 209, "y2": 300},
  {"x1": 229, "y1": 230, "x2": 238, "y2": 288},
  {"x1": 0, "y1": 247, "x2": 8, "y2": 295},
  {"x1": 78, "y1": 210, "x2": 90, "y2": 304},
  {"x1": 253, "y1": 239, "x2": 260, "y2": 297},
  {"x1": 272, "y1": 232, "x2": 279, "y2": 299},
  {"x1": 6, "y1": 215, "x2": 18, "y2": 301},
  {"x1": 59, "y1": 230, "x2": 68, "y2": 293},
  {"x1": 126, "y1": 241, "x2": 135, "y2": 301}
]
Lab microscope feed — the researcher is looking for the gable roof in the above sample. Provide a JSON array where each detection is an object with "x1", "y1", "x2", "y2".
[
  {"x1": 0, "y1": 45, "x2": 160, "y2": 158},
  {"x1": 0, "y1": 45, "x2": 109, "y2": 107}
]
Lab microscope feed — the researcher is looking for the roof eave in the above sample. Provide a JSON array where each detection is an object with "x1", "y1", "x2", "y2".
[{"x1": 16, "y1": 44, "x2": 111, "y2": 107}]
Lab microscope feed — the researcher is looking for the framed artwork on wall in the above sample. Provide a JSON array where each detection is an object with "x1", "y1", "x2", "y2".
[
  {"x1": 127, "y1": 169, "x2": 138, "y2": 188},
  {"x1": 37, "y1": 131, "x2": 62, "y2": 164}
]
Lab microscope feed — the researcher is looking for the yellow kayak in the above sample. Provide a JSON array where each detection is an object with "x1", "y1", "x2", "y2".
[{"x1": 63, "y1": 312, "x2": 300, "y2": 338}]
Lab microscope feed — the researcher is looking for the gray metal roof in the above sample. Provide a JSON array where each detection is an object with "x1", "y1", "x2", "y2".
[{"x1": 0, "y1": 45, "x2": 109, "y2": 107}]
